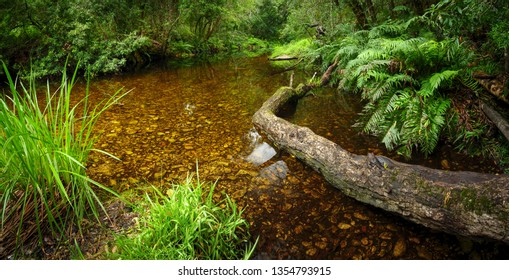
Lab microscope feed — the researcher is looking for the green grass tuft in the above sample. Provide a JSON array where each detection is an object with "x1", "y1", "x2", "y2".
[
  {"x1": 110, "y1": 175, "x2": 256, "y2": 260},
  {"x1": 0, "y1": 63, "x2": 128, "y2": 258}
]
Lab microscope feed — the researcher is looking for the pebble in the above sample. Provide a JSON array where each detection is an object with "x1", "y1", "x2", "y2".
[
  {"x1": 361, "y1": 237, "x2": 369, "y2": 246},
  {"x1": 154, "y1": 172, "x2": 166, "y2": 179},
  {"x1": 126, "y1": 128, "x2": 138, "y2": 135},
  {"x1": 306, "y1": 248, "x2": 317, "y2": 256},
  {"x1": 294, "y1": 225, "x2": 303, "y2": 234},
  {"x1": 416, "y1": 246, "x2": 433, "y2": 259},
  {"x1": 392, "y1": 238, "x2": 407, "y2": 257},
  {"x1": 352, "y1": 240, "x2": 361, "y2": 247},
  {"x1": 379, "y1": 232, "x2": 392, "y2": 240},
  {"x1": 338, "y1": 223, "x2": 352, "y2": 230},
  {"x1": 409, "y1": 236, "x2": 421, "y2": 244},
  {"x1": 315, "y1": 241, "x2": 327, "y2": 250},
  {"x1": 353, "y1": 212, "x2": 369, "y2": 221},
  {"x1": 235, "y1": 169, "x2": 258, "y2": 177},
  {"x1": 128, "y1": 177, "x2": 139, "y2": 184},
  {"x1": 386, "y1": 224, "x2": 399, "y2": 232}
]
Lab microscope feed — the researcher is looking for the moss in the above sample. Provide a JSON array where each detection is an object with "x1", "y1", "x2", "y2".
[{"x1": 458, "y1": 189, "x2": 495, "y2": 215}]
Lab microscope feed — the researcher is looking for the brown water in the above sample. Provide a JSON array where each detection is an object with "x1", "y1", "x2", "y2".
[{"x1": 81, "y1": 55, "x2": 508, "y2": 259}]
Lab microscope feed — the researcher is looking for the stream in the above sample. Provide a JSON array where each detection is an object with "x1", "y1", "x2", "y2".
[{"x1": 80, "y1": 55, "x2": 508, "y2": 259}]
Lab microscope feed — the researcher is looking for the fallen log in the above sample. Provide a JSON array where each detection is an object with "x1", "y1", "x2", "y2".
[
  {"x1": 253, "y1": 85, "x2": 509, "y2": 244},
  {"x1": 268, "y1": 55, "x2": 299, "y2": 61},
  {"x1": 481, "y1": 101, "x2": 509, "y2": 143},
  {"x1": 473, "y1": 72, "x2": 509, "y2": 105}
]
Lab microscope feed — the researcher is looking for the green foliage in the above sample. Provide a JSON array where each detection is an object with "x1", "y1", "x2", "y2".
[
  {"x1": 271, "y1": 39, "x2": 315, "y2": 58},
  {"x1": 489, "y1": 21, "x2": 509, "y2": 51},
  {"x1": 249, "y1": 0, "x2": 289, "y2": 41},
  {"x1": 328, "y1": 21, "x2": 475, "y2": 157},
  {"x1": 416, "y1": 0, "x2": 509, "y2": 72},
  {"x1": 179, "y1": 0, "x2": 227, "y2": 45},
  {"x1": 0, "y1": 0, "x2": 152, "y2": 78},
  {"x1": 279, "y1": 0, "x2": 351, "y2": 42},
  {"x1": 111, "y1": 176, "x2": 256, "y2": 260},
  {"x1": 0, "y1": 64, "x2": 127, "y2": 258}
]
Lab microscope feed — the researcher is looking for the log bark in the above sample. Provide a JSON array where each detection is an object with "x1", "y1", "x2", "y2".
[
  {"x1": 320, "y1": 61, "x2": 338, "y2": 86},
  {"x1": 269, "y1": 55, "x2": 299, "y2": 61},
  {"x1": 473, "y1": 72, "x2": 509, "y2": 105},
  {"x1": 253, "y1": 85, "x2": 509, "y2": 244},
  {"x1": 481, "y1": 101, "x2": 509, "y2": 142}
]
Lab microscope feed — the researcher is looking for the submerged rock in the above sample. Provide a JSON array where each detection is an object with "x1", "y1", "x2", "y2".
[
  {"x1": 245, "y1": 142, "x2": 277, "y2": 166},
  {"x1": 393, "y1": 238, "x2": 407, "y2": 257},
  {"x1": 257, "y1": 160, "x2": 289, "y2": 186}
]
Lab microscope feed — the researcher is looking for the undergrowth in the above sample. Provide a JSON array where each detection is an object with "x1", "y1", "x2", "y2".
[
  {"x1": 0, "y1": 63, "x2": 127, "y2": 259},
  {"x1": 274, "y1": 18, "x2": 508, "y2": 163},
  {"x1": 110, "y1": 175, "x2": 256, "y2": 260}
]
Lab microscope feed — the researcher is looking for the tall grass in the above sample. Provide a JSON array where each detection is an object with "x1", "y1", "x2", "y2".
[
  {"x1": 111, "y1": 175, "x2": 256, "y2": 260},
  {"x1": 0, "y1": 63, "x2": 127, "y2": 258}
]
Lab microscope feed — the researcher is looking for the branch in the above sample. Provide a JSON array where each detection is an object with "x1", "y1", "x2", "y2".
[{"x1": 481, "y1": 101, "x2": 509, "y2": 142}]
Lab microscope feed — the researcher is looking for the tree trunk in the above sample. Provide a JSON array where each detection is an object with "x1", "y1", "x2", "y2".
[
  {"x1": 505, "y1": 47, "x2": 509, "y2": 73},
  {"x1": 346, "y1": 0, "x2": 368, "y2": 29},
  {"x1": 388, "y1": 0, "x2": 395, "y2": 19},
  {"x1": 364, "y1": 0, "x2": 377, "y2": 26},
  {"x1": 252, "y1": 85, "x2": 509, "y2": 244}
]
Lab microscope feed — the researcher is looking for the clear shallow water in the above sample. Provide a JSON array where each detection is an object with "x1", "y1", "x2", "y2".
[{"x1": 75, "y1": 55, "x2": 508, "y2": 259}]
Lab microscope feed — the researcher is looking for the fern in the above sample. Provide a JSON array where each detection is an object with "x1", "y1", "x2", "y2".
[
  {"x1": 330, "y1": 26, "x2": 472, "y2": 157},
  {"x1": 382, "y1": 121, "x2": 401, "y2": 151},
  {"x1": 369, "y1": 21, "x2": 408, "y2": 39},
  {"x1": 277, "y1": 18, "x2": 480, "y2": 159},
  {"x1": 418, "y1": 70, "x2": 458, "y2": 97}
]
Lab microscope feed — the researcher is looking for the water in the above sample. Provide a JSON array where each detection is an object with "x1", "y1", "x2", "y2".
[{"x1": 78, "y1": 56, "x2": 508, "y2": 259}]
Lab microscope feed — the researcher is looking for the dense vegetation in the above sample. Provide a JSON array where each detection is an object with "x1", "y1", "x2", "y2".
[
  {"x1": 0, "y1": 0, "x2": 274, "y2": 77},
  {"x1": 270, "y1": 0, "x2": 509, "y2": 163},
  {"x1": 0, "y1": 64, "x2": 127, "y2": 258},
  {"x1": 1, "y1": 0, "x2": 509, "y2": 259}
]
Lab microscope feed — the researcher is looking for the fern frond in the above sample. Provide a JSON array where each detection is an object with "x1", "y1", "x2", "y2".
[
  {"x1": 369, "y1": 21, "x2": 408, "y2": 39},
  {"x1": 357, "y1": 48, "x2": 390, "y2": 62},
  {"x1": 363, "y1": 104, "x2": 387, "y2": 134},
  {"x1": 382, "y1": 121, "x2": 400, "y2": 151},
  {"x1": 418, "y1": 70, "x2": 458, "y2": 97},
  {"x1": 460, "y1": 72, "x2": 483, "y2": 94}
]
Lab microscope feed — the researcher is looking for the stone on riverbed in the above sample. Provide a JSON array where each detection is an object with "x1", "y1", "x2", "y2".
[
  {"x1": 245, "y1": 142, "x2": 277, "y2": 166},
  {"x1": 256, "y1": 160, "x2": 289, "y2": 186}
]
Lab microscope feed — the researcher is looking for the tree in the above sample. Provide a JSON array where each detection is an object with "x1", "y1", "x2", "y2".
[
  {"x1": 249, "y1": 0, "x2": 288, "y2": 41},
  {"x1": 180, "y1": 0, "x2": 227, "y2": 45}
]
